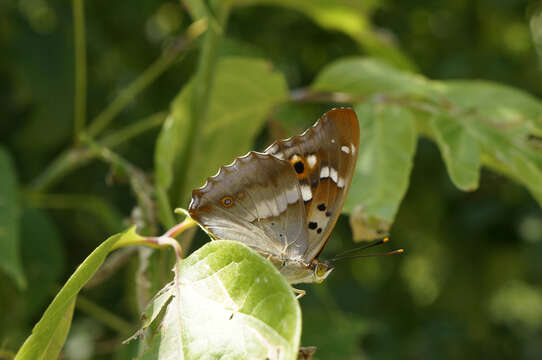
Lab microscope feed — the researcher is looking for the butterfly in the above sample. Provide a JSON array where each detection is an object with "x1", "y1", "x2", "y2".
[{"x1": 188, "y1": 108, "x2": 360, "y2": 285}]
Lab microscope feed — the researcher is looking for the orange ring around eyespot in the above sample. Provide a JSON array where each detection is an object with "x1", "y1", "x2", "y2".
[{"x1": 221, "y1": 196, "x2": 234, "y2": 208}]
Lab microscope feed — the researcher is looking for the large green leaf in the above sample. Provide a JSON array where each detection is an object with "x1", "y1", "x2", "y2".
[
  {"x1": 343, "y1": 103, "x2": 417, "y2": 240},
  {"x1": 155, "y1": 56, "x2": 288, "y2": 213},
  {"x1": 0, "y1": 146, "x2": 26, "y2": 289},
  {"x1": 430, "y1": 113, "x2": 481, "y2": 191},
  {"x1": 312, "y1": 56, "x2": 542, "y2": 218},
  {"x1": 15, "y1": 227, "x2": 143, "y2": 360},
  {"x1": 137, "y1": 241, "x2": 301, "y2": 360}
]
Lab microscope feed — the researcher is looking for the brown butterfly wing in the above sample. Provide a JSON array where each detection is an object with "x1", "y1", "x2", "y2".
[
  {"x1": 188, "y1": 152, "x2": 309, "y2": 260},
  {"x1": 265, "y1": 108, "x2": 360, "y2": 262}
]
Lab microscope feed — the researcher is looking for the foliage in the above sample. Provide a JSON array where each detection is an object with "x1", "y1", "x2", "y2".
[{"x1": 1, "y1": 0, "x2": 542, "y2": 359}]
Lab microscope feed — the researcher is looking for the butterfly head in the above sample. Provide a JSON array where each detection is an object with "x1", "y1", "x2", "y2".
[{"x1": 310, "y1": 259, "x2": 334, "y2": 283}]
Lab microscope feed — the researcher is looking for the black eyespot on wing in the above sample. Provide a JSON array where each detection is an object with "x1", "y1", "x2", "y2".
[
  {"x1": 325, "y1": 211, "x2": 331, "y2": 217},
  {"x1": 294, "y1": 161, "x2": 304, "y2": 174},
  {"x1": 308, "y1": 221, "x2": 318, "y2": 230},
  {"x1": 317, "y1": 203, "x2": 326, "y2": 211},
  {"x1": 317, "y1": 228, "x2": 322, "y2": 234}
]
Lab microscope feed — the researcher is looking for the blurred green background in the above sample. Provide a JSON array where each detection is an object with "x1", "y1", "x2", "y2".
[{"x1": 2, "y1": 0, "x2": 542, "y2": 359}]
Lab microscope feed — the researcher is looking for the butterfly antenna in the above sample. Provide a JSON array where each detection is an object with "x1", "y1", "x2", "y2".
[
  {"x1": 330, "y1": 249, "x2": 404, "y2": 262},
  {"x1": 331, "y1": 237, "x2": 390, "y2": 260}
]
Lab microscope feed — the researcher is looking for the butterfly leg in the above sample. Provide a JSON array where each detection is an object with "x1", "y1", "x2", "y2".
[{"x1": 293, "y1": 288, "x2": 306, "y2": 299}]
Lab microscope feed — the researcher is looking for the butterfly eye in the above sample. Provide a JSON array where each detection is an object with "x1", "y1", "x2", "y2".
[{"x1": 221, "y1": 196, "x2": 234, "y2": 208}]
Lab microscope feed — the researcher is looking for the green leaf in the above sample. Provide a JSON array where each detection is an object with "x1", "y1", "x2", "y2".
[
  {"x1": 344, "y1": 102, "x2": 417, "y2": 241},
  {"x1": 138, "y1": 241, "x2": 301, "y2": 360},
  {"x1": 15, "y1": 227, "x2": 143, "y2": 360},
  {"x1": 441, "y1": 80, "x2": 542, "y2": 137},
  {"x1": 41, "y1": 299, "x2": 75, "y2": 360},
  {"x1": 0, "y1": 146, "x2": 26, "y2": 289},
  {"x1": 460, "y1": 117, "x2": 542, "y2": 205},
  {"x1": 312, "y1": 57, "x2": 431, "y2": 98},
  {"x1": 430, "y1": 113, "x2": 481, "y2": 191}
]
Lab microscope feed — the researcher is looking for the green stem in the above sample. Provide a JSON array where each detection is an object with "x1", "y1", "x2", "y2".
[
  {"x1": 30, "y1": 147, "x2": 95, "y2": 192},
  {"x1": 100, "y1": 111, "x2": 167, "y2": 148},
  {"x1": 87, "y1": 26, "x2": 203, "y2": 138},
  {"x1": 30, "y1": 112, "x2": 165, "y2": 192},
  {"x1": 76, "y1": 295, "x2": 133, "y2": 335},
  {"x1": 72, "y1": 0, "x2": 87, "y2": 138}
]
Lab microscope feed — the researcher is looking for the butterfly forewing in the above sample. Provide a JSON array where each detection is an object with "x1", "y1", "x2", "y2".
[
  {"x1": 265, "y1": 108, "x2": 360, "y2": 262},
  {"x1": 189, "y1": 152, "x2": 309, "y2": 260}
]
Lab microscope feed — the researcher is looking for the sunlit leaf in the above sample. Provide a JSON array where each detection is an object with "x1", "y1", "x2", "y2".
[
  {"x1": 430, "y1": 113, "x2": 481, "y2": 191},
  {"x1": 137, "y1": 241, "x2": 301, "y2": 360},
  {"x1": 0, "y1": 146, "x2": 26, "y2": 289},
  {"x1": 344, "y1": 102, "x2": 417, "y2": 240},
  {"x1": 15, "y1": 227, "x2": 143, "y2": 360},
  {"x1": 41, "y1": 299, "x2": 75, "y2": 360}
]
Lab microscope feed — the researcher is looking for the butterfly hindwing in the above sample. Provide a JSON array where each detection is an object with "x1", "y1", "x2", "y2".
[
  {"x1": 189, "y1": 152, "x2": 309, "y2": 260},
  {"x1": 265, "y1": 108, "x2": 360, "y2": 262}
]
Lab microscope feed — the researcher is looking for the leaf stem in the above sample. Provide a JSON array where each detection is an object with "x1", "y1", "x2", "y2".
[{"x1": 72, "y1": 0, "x2": 87, "y2": 139}]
